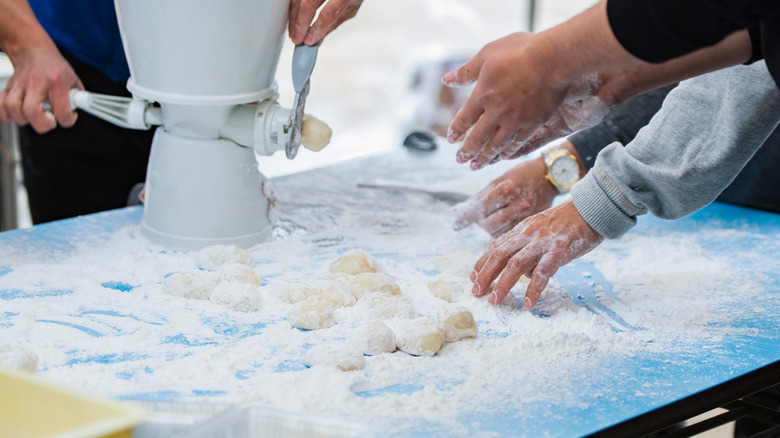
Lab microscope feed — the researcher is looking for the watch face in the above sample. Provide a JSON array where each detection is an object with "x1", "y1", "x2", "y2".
[{"x1": 550, "y1": 156, "x2": 579, "y2": 186}]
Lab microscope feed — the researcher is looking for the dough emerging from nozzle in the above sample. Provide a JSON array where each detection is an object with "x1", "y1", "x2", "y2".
[
  {"x1": 393, "y1": 318, "x2": 445, "y2": 357},
  {"x1": 330, "y1": 251, "x2": 377, "y2": 275},
  {"x1": 0, "y1": 344, "x2": 39, "y2": 373},
  {"x1": 162, "y1": 271, "x2": 218, "y2": 300},
  {"x1": 301, "y1": 114, "x2": 332, "y2": 152}
]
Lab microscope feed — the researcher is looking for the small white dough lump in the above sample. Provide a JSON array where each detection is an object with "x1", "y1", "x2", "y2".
[
  {"x1": 354, "y1": 292, "x2": 414, "y2": 320},
  {"x1": 437, "y1": 305, "x2": 478, "y2": 343},
  {"x1": 162, "y1": 271, "x2": 218, "y2": 300},
  {"x1": 288, "y1": 294, "x2": 339, "y2": 330},
  {"x1": 218, "y1": 263, "x2": 261, "y2": 286},
  {"x1": 351, "y1": 320, "x2": 396, "y2": 355},
  {"x1": 196, "y1": 244, "x2": 254, "y2": 270},
  {"x1": 301, "y1": 114, "x2": 332, "y2": 152},
  {"x1": 426, "y1": 276, "x2": 467, "y2": 302},
  {"x1": 210, "y1": 283, "x2": 262, "y2": 312},
  {"x1": 302, "y1": 343, "x2": 364, "y2": 371},
  {"x1": 330, "y1": 251, "x2": 377, "y2": 275},
  {"x1": 0, "y1": 344, "x2": 39, "y2": 373},
  {"x1": 348, "y1": 273, "x2": 401, "y2": 300},
  {"x1": 393, "y1": 318, "x2": 445, "y2": 356}
]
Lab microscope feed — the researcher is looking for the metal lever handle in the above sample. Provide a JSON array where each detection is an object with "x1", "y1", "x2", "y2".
[{"x1": 286, "y1": 43, "x2": 320, "y2": 159}]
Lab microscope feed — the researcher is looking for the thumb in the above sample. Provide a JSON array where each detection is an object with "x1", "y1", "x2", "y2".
[{"x1": 441, "y1": 56, "x2": 482, "y2": 87}]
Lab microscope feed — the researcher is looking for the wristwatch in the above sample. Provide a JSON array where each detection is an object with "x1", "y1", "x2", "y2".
[{"x1": 542, "y1": 145, "x2": 581, "y2": 194}]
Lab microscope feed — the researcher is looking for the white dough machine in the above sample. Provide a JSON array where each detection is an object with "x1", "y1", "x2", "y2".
[{"x1": 70, "y1": 0, "x2": 331, "y2": 250}]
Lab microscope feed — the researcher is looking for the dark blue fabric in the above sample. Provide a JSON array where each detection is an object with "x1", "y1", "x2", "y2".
[{"x1": 28, "y1": 0, "x2": 128, "y2": 83}]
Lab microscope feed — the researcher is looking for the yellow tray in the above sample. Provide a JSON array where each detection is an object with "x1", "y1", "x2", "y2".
[{"x1": 0, "y1": 366, "x2": 146, "y2": 438}]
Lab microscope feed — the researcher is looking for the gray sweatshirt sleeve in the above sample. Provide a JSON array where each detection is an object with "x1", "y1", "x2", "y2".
[
  {"x1": 571, "y1": 61, "x2": 780, "y2": 239},
  {"x1": 569, "y1": 84, "x2": 677, "y2": 170}
]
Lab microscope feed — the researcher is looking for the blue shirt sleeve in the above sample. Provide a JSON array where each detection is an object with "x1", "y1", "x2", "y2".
[{"x1": 28, "y1": 0, "x2": 129, "y2": 83}]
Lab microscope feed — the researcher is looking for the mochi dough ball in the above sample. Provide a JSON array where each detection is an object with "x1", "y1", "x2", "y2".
[
  {"x1": 348, "y1": 273, "x2": 401, "y2": 300},
  {"x1": 218, "y1": 263, "x2": 261, "y2": 286},
  {"x1": 210, "y1": 282, "x2": 262, "y2": 312},
  {"x1": 196, "y1": 244, "x2": 254, "y2": 270},
  {"x1": 437, "y1": 306, "x2": 478, "y2": 343},
  {"x1": 288, "y1": 294, "x2": 338, "y2": 330},
  {"x1": 354, "y1": 292, "x2": 415, "y2": 320},
  {"x1": 0, "y1": 344, "x2": 39, "y2": 373},
  {"x1": 302, "y1": 343, "x2": 364, "y2": 371},
  {"x1": 301, "y1": 114, "x2": 333, "y2": 152},
  {"x1": 352, "y1": 320, "x2": 396, "y2": 355},
  {"x1": 330, "y1": 251, "x2": 377, "y2": 275},
  {"x1": 393, "y1": 318, "x2": 445, "y2": 357},
  {"x1": 162, "y1": 271, "x2": 218, "y2": 300},
  {"x1": 426, "y1": 276, "x2": 467, "y2": 302}
]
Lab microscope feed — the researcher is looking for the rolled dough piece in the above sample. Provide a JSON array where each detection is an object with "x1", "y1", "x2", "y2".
[
  {"x1": 210, "y1": 282, "x2": 262, "y2": 312},
  {"x1": 0, "y1": 344, "x2": 38, "y2": 373},
  {"x1": 288, "y1": 294, "x2": 338, "y2": 330},
  {"x1": 354, "y1": 292, "x2": 414, "y2": 320},
  {"x1": 162, "y1": 271, "x2": 218, "y2": 300},
  {"x1": 308, "y1": 286, "x2": 356, "y2": 308},
  {"x1": 218, "y1": 263, "x2": 261, "y2": 286},
  {"x1": 268, "y1": 281, "x2": 310, "y2": 304},
  {"x1": 330, "y1": 251, "x2": 377, "y2": 275},
  {"x1": 348, "y1": 273, "x2": 401, "y2": 300},
  {"x1": 437, "y1": 305, "x2": 478, "y2": 343},
  {"x1": 196, "y1": 244, "x2": 254, "y2": 270},
  {"x1": 352, "y1": 320, "x2": 396, "y2": 355},
  {"x1": 302, "y1": 343, "x2": 364, "y2": 371},
  {"x1": 301, "y1": 114, "x2": 332, "y2": 152},
  {"x1": 426, "y1": 276, "x2": 467, "y2": 302},
  {"x1": 393, "y1": 318, "x2": 445, "y2": 357}
]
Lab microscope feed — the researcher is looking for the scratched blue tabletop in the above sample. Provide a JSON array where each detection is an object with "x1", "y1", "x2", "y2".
[{"x1": 1, "y1": 147, "x2": 779, "y2": 437}]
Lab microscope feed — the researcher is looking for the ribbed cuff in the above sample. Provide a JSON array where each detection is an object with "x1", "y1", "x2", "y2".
[{"x1": 571, "y1": 170, "x2": 638, "y2": 239}]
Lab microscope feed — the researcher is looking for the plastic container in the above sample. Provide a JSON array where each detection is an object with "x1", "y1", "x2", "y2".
[
  {"x1": 174, "y1": 405, "x2": 363, "y2": 438},
  {"x1": 0, "y1": 366, "x2": 146, "y2": 438},
  {"x1": 129, "y1": 400, "x2": 235, "y2": 438}
]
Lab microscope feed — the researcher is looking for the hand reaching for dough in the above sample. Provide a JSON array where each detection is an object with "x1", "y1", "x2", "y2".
[
  {"x1": 453, "y1": 155, "x2": 559, "y2": 237},
  {"x1": 288, "y1": 0, "x2": 364, "y2": 45},
  {"x1": 470, "y1": 200, "x2": 604, "y2": 309}
]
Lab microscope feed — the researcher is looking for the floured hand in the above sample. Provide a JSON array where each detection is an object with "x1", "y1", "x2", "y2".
[
  {"x1": 470, "y1": 200, "x2": 604, "y2": 309},
  {"x1": 453, "y1": 156, "x2": 558, "y2": 237}
]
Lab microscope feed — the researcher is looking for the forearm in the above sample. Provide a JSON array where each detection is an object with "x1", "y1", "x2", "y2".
[
  {"x1": 0, "y1": 0, "x2": 55, "y2": 58},
  {"x1": 530, "y1": 1, "x2": 641, "y2": 87},
  {"x1": 571, "y1": 61, "x2": 780, "y2": 239},
  {"x1": 598, "y1": 30, "x2": 752, "y2": 106}
]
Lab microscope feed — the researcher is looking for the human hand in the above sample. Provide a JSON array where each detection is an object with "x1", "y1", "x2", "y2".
[
  {"x1": 0, "y1": 43, "x2": 82, "y2": 133},
  {"x1": 470, "y1": 200, "x2": 604, "y2": 309},
  {"x1": 499, "y1": 73, "x2": 619, "y2": 161},
  {"x1": 441, "y1": 32, "x2": 572, "y2": 170},
  {"x1": 288, "y1": 0, "x2": 363, "y2": 45},
  {"x1": 453, "y1": 156, "x2": 558, "y2": 237}
]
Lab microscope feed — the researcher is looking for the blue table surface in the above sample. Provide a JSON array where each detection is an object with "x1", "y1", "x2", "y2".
[{"x1": 1, "y1": 149, "x2": 779, "y2": 437}]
